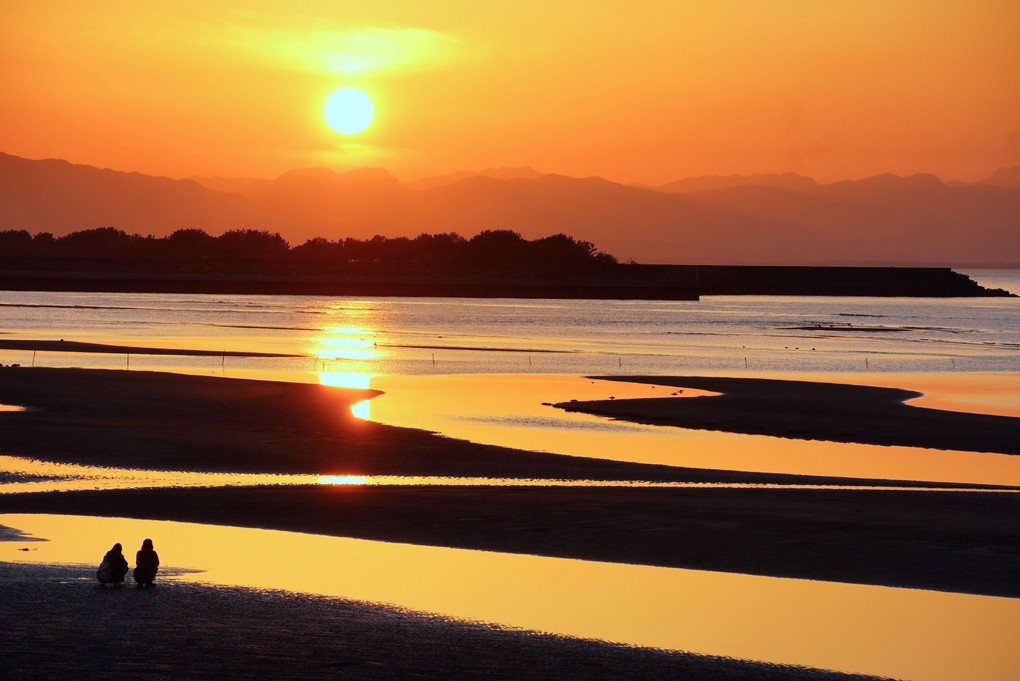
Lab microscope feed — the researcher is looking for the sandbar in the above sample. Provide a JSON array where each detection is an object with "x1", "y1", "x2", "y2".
[
  {"x1": 555, "y1": 375, "x2": 1020, "y2": 455},
  {"x1": 0, "y1": 338, "x2": 302, "y2": 357},
  {"x1": 2, "y1": 366, "x2": 1018, "y2": 678},
  {"x1": 0, "y1": 367, "x2": 1016, "y2": 600}
]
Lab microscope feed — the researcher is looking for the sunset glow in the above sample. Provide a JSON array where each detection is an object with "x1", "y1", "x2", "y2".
[
  {"x1": 1, "y1": 4, "x2": 1018, "y2": 677},
  {"x1": 2, "y1": 1, "x2": 1017, "y2": 184}
]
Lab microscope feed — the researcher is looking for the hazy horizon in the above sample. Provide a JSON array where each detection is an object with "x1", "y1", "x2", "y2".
[
  {"x1": 7, "y1": 149, "x2": 1018, "y2": 190},
  {"x1": 2, "y1": 3, "x2": 1018, "y2": 266},
  {"x1": 3, "y1": 2, "x2": 1018, "y2": 187},
  {"x1": 3, "y1": 150, "x2": 1018, "y2": 266}
]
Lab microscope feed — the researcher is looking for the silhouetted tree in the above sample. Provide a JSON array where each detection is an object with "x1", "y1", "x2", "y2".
[
  {"x1": 0, "y1": 230, "x2": 34, "y2": 257},
  {"x1": 56, "y1": 227, "x2": 139, "y2": 258},
  {"x1": 466, "y1": 230, "x2": 530, "y2": 273},
  {"x1": 531, "y1": 233, "x2": 616, "y2": 268},
  {"x1": 0, "y1": 227, "x2": 618, "y2": 275},
  {"x1": 214, "y1": 229, "x2": 290, "y2": 261},
  {"x1": 291, "y1": 237, "x2": 343, "y2": 268},
  {"x1": 165, "y1": 228, "x2": 216, "y2": 259}
]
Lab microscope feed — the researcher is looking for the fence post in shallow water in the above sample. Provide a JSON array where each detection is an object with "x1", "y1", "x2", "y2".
[
  {"x1": 126, "y1": 354, "x2": 130, "y2": 369},
  {"x1": 32, "y1": 350, "x2": 36, "y2": 367}
]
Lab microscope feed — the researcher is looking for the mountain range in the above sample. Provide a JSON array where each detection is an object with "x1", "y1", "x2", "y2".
[{"x1": 1, "y1": 152, "x2": 1017, "y2": 266}]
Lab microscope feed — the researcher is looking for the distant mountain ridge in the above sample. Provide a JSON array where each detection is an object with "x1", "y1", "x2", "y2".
[
  {"x1": 652, "y1": 173, "x2": 820, "y2": 193},
  {"x1": 1, "y1": 152, "x2": 1017, "y2": 266}
]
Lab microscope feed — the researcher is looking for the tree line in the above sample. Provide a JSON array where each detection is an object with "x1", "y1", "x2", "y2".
[{"x1": 0, "y1": 227, "x2": 618, "y2": 275}]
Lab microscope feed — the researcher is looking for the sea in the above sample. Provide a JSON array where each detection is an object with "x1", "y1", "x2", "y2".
[
  {"x1": 0, "y1": 269, "x2": 1017, "y2": 379},
  {"x1": 2, "y1": 270, "x2": 1019, "y2": 681},
  {"x1": 1, "y1": 267, "x2": 1017, "y2": 485}
]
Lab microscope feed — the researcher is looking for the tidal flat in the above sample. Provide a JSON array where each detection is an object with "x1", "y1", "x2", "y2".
[{"x1": 1, "y1": 366, "x2": 1018, "y2": 680}]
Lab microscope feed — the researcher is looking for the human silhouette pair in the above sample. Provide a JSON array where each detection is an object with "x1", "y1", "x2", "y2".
[{"x1": 97, "y1": 538, "x2": 159, "y2": 587}]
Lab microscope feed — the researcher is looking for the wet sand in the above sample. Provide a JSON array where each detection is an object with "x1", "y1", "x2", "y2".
[
  {"x1": 555, "y1": 375, "x2": 1020, "y2": 455},
  {"x1": 0, "y1": 563, "x2": 884, "y2": 681},
  {"x1": 1, "y1": 367, "x2": 1018, "y2": 677},
  {"x1": 0, "y1": 338, "x2": 302, "y2": 357}
]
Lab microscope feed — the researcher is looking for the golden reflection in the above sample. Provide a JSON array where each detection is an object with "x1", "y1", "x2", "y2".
[
  {"x1": 0, "y1": 404, "x2": 25, "y2": 412},
  {"x1": 1, "y1": 455, "x2": 1008, "y2": 494},
  {"x1": 315, "y1": 332, "x2": 375, "y2": 360},
  {"x1": 316, "y1": 475, "x2": 369, "y2": 485},
  {"x1": 362, "y1": 375, "x2": 1020, "y2": 487},
  {"x1": 2, "y1": 513, "x2": 1018, "y2": 681},
  {"x1": 310, "y1": 317, "x2": 382, "y2": 418},
  {"x1": 317, "y1": 372, "x2": 374, "y2": 419},
  {"x1": 0, "y1": 455, "x2": 321, "y2": 494}
]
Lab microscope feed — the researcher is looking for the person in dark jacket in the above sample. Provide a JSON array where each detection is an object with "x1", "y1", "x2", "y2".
[
  {"x1": 97, "y1": 543, "x2": 129, "y2": 584},
  {"x1": 134, "y1": 538, "x2": 160, "y2": 587}
]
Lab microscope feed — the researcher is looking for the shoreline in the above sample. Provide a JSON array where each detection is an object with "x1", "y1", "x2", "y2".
[
  {"x1": 0, "y1": 367, "x2": 1018, "y2": 599},
  {"x1": 0, "y1": 264, "x2": 1012, "y2": 298},
  {"x1": 0, "y1": 561, "x2": 885, "y2": 681},
  {"x1": 554, "y1": 375, "x2": 1020, "y2": 455}
]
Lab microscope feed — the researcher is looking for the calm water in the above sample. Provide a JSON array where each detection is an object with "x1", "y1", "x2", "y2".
[
  {"x1": 1, "y1": 272, "x2": 1018, "y2": 484},
  {"x1": 3, "y1": 513, "x2": 1019, "y2": 681},
  {"x1": 2, "y1": 271, "x2": 1019, "y2": 679},
  {"x1": 0, "y1": 269, "x2": 1017, "y2": 378}
]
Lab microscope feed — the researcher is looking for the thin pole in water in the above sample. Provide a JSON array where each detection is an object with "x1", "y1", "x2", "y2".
[
  {"x1": 744, "y1": 357, "x2": 748, "y2": 368},
  {"x1": 432, "y1": 353, "x2": 436, "y2": 366},
  {"x1": 32, "y1": 350, "x2": 36, "y2": 367},
  {"x1": 126, "y1": 354, "x2": 130, "y2": 369},
  {"x1": 865, "y1": 356, "x2": 869, "y2": 368}
]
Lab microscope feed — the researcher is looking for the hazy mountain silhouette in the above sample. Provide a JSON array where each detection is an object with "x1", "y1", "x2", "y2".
[
  {"x1": 0, "y1": 153, "x2": 259, "y2": 234},
  {"x1": 2, "y1": 152, "x2": 1017, "y2": 265},
  {"x1": 406, "y1": 166, "x2": 545, "y2": 191},
  {"x1": 976, "y1": 166, "x2": 1020, "y2": 189},
  {"x1": 653, "y1": 173, "x2": 819, "y2": 193}
]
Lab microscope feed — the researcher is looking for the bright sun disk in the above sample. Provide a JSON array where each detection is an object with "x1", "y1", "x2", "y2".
[{"x1": 323, "y1": 88, "x2": 374, "y2": 135}]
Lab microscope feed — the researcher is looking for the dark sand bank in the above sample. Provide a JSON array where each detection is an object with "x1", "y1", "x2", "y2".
[
  {"x1": 0, "y1": 338, "x2": 302, "y2": 357},
  {"x1": 0, "y1": 367, "x2": 936, "y2": 485},
  {"x1": 0, "y1": 563, "x2": 886, "y2": 681},
  {"x1": 0, "y1": 368, "x2": 1018, "y2": 598},
  {"x1": 5, "y1": 485, "x2": 1019, "y2": 598},
  {"x1": 556, "y1": 376, "x2": 1020, "y2": 455}
]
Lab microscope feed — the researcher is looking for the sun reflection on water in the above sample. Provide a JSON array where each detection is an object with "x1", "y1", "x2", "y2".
[
  {"x1": 316, "y1": 474, "x2": 369, "y2": 485},
  {"x1": 5, "y1": 455, "x2": 1009, "y2": 495},
  {"x1": 317, "y1": 371, "x2": 374, "y2": 419}
]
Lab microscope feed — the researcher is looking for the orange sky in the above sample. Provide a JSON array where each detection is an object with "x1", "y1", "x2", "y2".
[{"x1": 2, "y1": 1, "x2": 1018, "y2": 185}]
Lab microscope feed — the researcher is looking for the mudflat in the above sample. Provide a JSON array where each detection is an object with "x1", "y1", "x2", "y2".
[
  {"x1": 1, "y1": 367, "x2": 1017, "y2": 599},
  {"x1": 554, "y1": 375, "x2": 1020, "y2": 455},
  {"x1": 0, "y1": 562, "x2": 884, "y2": 681},
  {"x1": 2, "y1": 366, "x2": 1017, "y2": 679}
]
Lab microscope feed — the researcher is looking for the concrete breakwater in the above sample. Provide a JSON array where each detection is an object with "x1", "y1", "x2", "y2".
[{"x1": 0, "y1": 262, "x2": 1010, "y2": 299}]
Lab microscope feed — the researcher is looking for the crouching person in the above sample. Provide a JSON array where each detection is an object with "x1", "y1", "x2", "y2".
[{"x1": 134, "y1": 538, "x2": 160, "y2": 588}]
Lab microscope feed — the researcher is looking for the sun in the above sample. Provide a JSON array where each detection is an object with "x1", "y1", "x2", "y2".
[{"x1": 323, "y1": 88, "x2": 374, "y2": 135}]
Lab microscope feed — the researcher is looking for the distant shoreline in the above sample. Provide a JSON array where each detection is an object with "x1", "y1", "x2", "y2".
[{"x1": 0, "y1": 264, "x2": 1012, "y2": 298}]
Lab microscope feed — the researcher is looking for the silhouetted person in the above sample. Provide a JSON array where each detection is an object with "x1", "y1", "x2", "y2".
[
  {"x1": 134, "y1": 538, "x2": 160, "y2": 587},
  {"x1": 97, "y1": 542, "x2": 129, "y2": 584}
]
